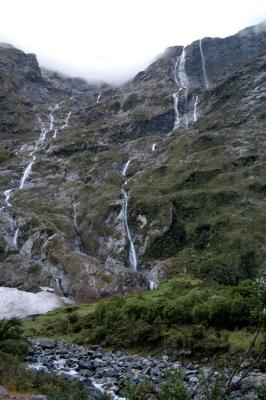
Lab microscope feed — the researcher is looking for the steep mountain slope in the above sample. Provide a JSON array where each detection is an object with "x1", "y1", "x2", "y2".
[{"x1": 0, "y1": 22, "x2": 265, "y2": 303}]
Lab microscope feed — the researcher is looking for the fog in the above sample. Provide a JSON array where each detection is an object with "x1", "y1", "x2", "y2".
[{"x1": 0, "y1": 0, "x2": 266, "y2": 83}]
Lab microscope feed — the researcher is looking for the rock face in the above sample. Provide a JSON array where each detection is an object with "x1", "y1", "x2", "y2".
[{"x1": 0, "y1": 21, "x2": 266, "y2": 303}]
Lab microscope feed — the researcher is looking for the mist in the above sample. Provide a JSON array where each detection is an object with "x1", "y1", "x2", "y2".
[{"x1": 0, "y1": 0, "x2": 266, "y2": 84}]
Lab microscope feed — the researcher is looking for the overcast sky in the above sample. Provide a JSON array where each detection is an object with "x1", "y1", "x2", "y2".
[{"x1": 1, "y1": 0, "x2": 266, "y2": 83}]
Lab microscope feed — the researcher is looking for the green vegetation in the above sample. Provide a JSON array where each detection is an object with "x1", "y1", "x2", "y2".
[
  {"x1": 0, "y1": 319, "x2": 96, "y2": 399},
  {"x1": 122, "y1": 371, "x2": 190, "y2": 400},
  {"x1": 22, "y1": 277, "x2": 266, "y2": 356},
  {"x1": 123, "y1": 93, "x2": 139, "y2": 111}
]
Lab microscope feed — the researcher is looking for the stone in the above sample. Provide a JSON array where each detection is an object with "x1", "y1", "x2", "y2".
[{"x1": 0, "y1": 386, "x2": 8, "y2": 397}]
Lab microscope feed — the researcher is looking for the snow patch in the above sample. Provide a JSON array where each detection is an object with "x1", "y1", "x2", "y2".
[{"x1": 0, "y1": 287, "x2": 73, "y2": 319}]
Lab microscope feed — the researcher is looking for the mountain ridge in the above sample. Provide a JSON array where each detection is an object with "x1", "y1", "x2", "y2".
[{"x1": 0, "y1": 21, "x2": 265, "y2": 307}]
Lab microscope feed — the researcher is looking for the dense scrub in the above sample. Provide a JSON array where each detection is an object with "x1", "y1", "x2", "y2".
[
  {"x1": 23, "y1": 277, "x2": 266, "y2": 356},
  {"x1": 0, "y1": 319, "x2": 95, "y2": 399}
]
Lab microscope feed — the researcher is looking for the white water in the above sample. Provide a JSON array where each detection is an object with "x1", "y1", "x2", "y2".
[
  {"x1": 122, "y1": 189, "x2": 137, "y2": 271},
  {"x1": 148, "y1": 280, "x2": 157, "y2": 290},
  {"x1": 49, "y1": 113, "x2": 54, "y2": 131},
  {"x1": 122, "y1": 159, "x2": 131, "y2": 176},
  {"x1": 4, "y1": 189, "x2": 12, "y2": 207},
  {"x1": 172, "y1": 46, "x2": 190, "y2": 130},
  {"x1": 53, "y1": 128, "x2": 58, "y2": 139},
  {"x1": 13, "y1": 227, "x2": 19, "y2": 247},
  {"x1": 121, "y1": 160, "x2": 137, "y2": 271},
  {"x1": 96, "y1": 91, "x2": 102, "y2": 104},
  {"x1": 63, "y1": 111, "x2": 71, "y2": 128},
  {"x1": 178, "y1": 46, "x2": 189, "y2": 89},
  {"x1": 172, "y1": 92, "x2": 180, "y2": 129},
  {"x1": 19, "y1": 155, "x2": 36, "y2": 189},
  {"x1": 152, "y1": 143, "x2": 157, "y2": 152},
  {"x1": 193, "y1": 95, "x2": 199, "y2": 122},
  {"x1": 178, "y1": 46, "x2": 189, "y2": 129},
  {"x1": 199, "y1": 39, "x2": 209, "y2": 89}
]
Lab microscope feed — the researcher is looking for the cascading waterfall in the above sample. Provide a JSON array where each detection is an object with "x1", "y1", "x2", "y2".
[
  {"x1": 199, "y1": 39, "x2": 209, "y2": 89},
  {"x1": 53, "y1": 128, "x2": 58, "y2": 139},
  {"x1": 63, "y1": 112, "x2": 71, "y2": 128},
  {"x1": 178, "y1": 46, "x2": 189, "y2": 129},
  {"x1": 1, "y1": 104, "x2": 70, "y2": 248},
  {"x1": 13, "y1": 227, "x2": 19, "y2": 247},
  {"x1": 152, "y1": 143, "x2": 157, "y2": 152},
  {"x1": 4, "y1": 189, "x2": 11, "y2": 207},
  {"x1": 121, "y1": 160, "x2": 137, "y2": 271},
  {"x1": 172, "y1": 92, "x2": 180, "y2": 129},
  {"x1": 49, "y1": 113, "x2": 54, "y2": 131},
  {"x1": 122, "y1": 160, "x2": 131, "y2": 177},
  {"x1": 96, "y1": 91, "x2": 102, "y2": 104},
  {"x1": 193, "y1": 95, "x2": 199, "y2": 122},
  {"x1": 172, "y1": 46, "x2": 189, "y2": 130},
  {"x1": 19, "y1": 153, "x2": 36, "y2": 189}
]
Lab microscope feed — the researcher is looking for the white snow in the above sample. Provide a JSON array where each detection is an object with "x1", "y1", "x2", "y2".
[{"x1": 0, "y1": 287, "x2": 73, "y2": 319}]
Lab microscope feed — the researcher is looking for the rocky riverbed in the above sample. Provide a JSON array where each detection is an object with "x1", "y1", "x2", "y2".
[{"x1": 25, "y1": 339, "x2": 266, "y2": 399}]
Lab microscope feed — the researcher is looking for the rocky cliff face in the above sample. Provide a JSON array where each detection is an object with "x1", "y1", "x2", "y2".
[{"x1": 0, "y1": 21, "x2": 265, "y2": 303}]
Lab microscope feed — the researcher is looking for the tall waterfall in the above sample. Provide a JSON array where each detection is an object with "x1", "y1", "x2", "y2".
[
  {"x1": 19, "y1": 154, "x2": 36, "y2": 189},
  {"x1": 121, "y1": 160, "x2": 137, "y2": 271},
  {"x1": 13, "y1": 227, "x2": 19, "y2": 247},
  {"x1": 172, "y1": 92, "x2": 180, "y2": 129},
  {"x1": 96, "y1": 91, "x2": 102, "y2": 104},
  {"x1": 193, "y1": 95, "x2": 199, "y2": 122},
  {"x1": 63, "y1": 112, "x2": 71, "y2": 128},
  {"x1": 199, "y1": 39, "x2": 209, "y2": 89},
  {"x1": 172, "y1": 46, "x2": 189, "y2": 130}
]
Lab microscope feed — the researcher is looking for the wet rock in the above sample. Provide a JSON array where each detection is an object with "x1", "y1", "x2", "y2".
[{"x1": 0, "y1": 386, "x2": 8, "y2": 397}]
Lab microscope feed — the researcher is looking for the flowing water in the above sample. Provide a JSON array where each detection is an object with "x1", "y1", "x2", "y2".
[
  {"x1": 63, "y1": 111, "x2": 71, "y2": 128},
  {"x1": 96, "y1": 91, "x2": 102, "y2": 104},
  {"x1": 19, "y1": 154, "x2": 36, "y2": 189},
  {"x1": 4, "y1": 189, "x2": 12, "y2": 207},
  {"x1": 152, "y1": 143, "x2": 157, "y2": 152},
  {"x1": 199, "y1": 39, "x2": 209, "y2": 89},
  {"x1": 121, "y1": 160, "x2": 137, "y2": 271},
  {"x1": 178, "y1": 46, "x2": 189, "y2": 129},
  {"x1": 172, "y1": 92, "x2": 180, "y2": 129},
  {"x1": 193, "y1": 95, "x2": 199, "y2": 122},
  {"x1": 13, "y1": 227, "x2": 19, "y2": 247},
  {"x1": 172, "y1": 46, "x2": 189, "y2": 130}
]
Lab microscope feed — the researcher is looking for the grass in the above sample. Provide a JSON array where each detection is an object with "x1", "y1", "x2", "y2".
[{"x1": 21, "y1": 276, "x2": 266, "y2": 358}]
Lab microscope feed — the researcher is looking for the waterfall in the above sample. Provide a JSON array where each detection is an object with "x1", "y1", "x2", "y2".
[
  {"x1": 40, "y1": 123, "x2": 49, "y2": 141},
  {"x1": 20, "y1": 104, "x2": 65, "y2": 189},
  {"x1": 49, "y1": 113, "x2": 54, "y2": 131},
  {"x1": 172, "y1": 46, "x2": 189, "y2": 130},
  {"x1": 172, "y1": 92, "x2": 180, "y2": 129},
  {"x1": 4, "y1": 189, "x2": 12, "y2": 207},
  {"x1": 199, "y1": 39, "x2": 209, "y2": 89},
  {"x1": 19, "y1": 155, "x2": 36, "y2": 189},
  {"x1": 193, "y1": 95, "x2": 199, "y2": 122},
  {"x1": 178, "y1": 46, "x2": 189, "y2": 129},
  {"x1": 13, "y1": 227, "x2": 19, "y2": 247},
  {"x1": 122, "y1": 160, "x2": 131, "y2": 177},
  {"x1": 121, "y1": 160, "x2": 137, "y2": 271},
  {"x1": 63, "y1": 112, "x2": 71, "y2": 128},
  {"x1": 53, "y1": 128, "x2": 58, "y2": 139},
  {"x1": 122, "y1": 188, "x2": 137, "y2": 271},
  {"x1": 148, "y1": 280, "x2": 157, "y2": 290},
  {"x1": 178, "y1": 46, "x2": 189, "y2": 89},
  {"x1": 152, "y1": 143, "x2": 157, "y2": 152},
  {"x1": 96, "y1": 91, "x2": 102, "y2": 104}
]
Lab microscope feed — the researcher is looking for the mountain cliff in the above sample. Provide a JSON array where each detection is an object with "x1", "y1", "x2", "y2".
[{"x1": 0, "y1": 21, "x2": 265, "y2": 304}]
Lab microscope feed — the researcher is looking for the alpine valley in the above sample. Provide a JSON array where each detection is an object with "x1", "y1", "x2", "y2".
[{"x1": 0, "y1": 20, "x2": 266, "y2": 400}]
